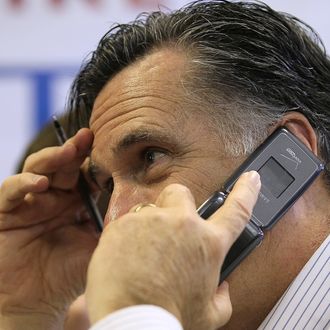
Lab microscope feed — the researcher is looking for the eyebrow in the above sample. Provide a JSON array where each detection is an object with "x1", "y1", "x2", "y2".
[
  {"x1": 114, "y1": 127, "x2": 176, "y2": 153},
  {"x1": 88, "y1": 127, "x2": 177, "y2": 182}
]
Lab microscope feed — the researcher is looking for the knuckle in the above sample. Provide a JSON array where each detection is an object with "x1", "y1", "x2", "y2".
[
  {"x1": 0, "y1": 177, "x2": 12, "y2": 192},
  {"x1": 212, "y1": 229, "x2": 230, "y2": 252},
  {"x1": 151, "y1": 209, "x2": 169, "y2": 223},
  {"x1": 207, "y1": 226, "x2": 224, "y2": 249},
  {"x1": 162, "y1": 183, "x2": 190, "y2": 196},
  {"x1": 173, "y1": 209, "x2": 200, "y2": 234},
  {"x1": 245, "y1": 180, "x2": 259, "y2": 198},
  {"x1": 23, "y1": 151, "x2": 39, "y2": 168},
  {"x1": 0, "y1": 175, "x2": 22, "y2": 194},
  {"x1": 17, "y1": 173, "x2": 29, "y2": 187},
  {"x1": 178, "y1": 207, "x2": 198, "y2": 224},
  {"x1": 231, "y1": 196, "x2": 253, "y2": 221},
  {"x1": 210, "y1": 231, "x2": 237, "y2": 262}
]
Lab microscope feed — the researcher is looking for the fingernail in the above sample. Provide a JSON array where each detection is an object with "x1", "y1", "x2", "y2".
[
  {"x1": 32, "y1": 175, "x2": 43, "y2": 183},
  {"x1": 246, "y1": 171, "x2": 260, "y2": 186}
]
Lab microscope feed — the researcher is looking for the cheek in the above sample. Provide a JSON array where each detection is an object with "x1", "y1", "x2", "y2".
[
  {"x1": 104, "y1": 180, "x2": 163, "y2": 223},
  {"x1": 166, "y1": 166, "x2": 226, "y2": 207},
  {"x1": 104, "y1": 186, "x2": 138, "y2": 223},
  {"x1": 104, "y1": 202, "x2": 120, "y2": 224}
]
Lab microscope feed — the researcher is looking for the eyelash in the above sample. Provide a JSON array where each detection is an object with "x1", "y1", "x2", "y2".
[
  {"x1": 89, "y1": 166, "x2": 114, "y2": 194},
  {"x1": 142, "y1": 148, "x2": 167, "y2": 168},
  {"x1": 92, "y1": 148, "x2": 169, "y2": 194}
]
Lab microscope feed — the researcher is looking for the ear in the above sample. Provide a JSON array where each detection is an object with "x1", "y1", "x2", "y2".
[{"x1": 271, "y1": 112, "x2": 319, "y2": 156}]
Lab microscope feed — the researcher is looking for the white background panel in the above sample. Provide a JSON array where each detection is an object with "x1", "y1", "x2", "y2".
[
  {"x1": 51, "y1": 75, "x2": 75, "y2": 116},
  {"x1": 0, "y1": 77, "x2": 34, "y2": 178}
]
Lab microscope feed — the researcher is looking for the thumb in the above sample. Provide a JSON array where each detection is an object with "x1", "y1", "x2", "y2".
[{"x1": 208, "y1": 171, "x2": 261, "y2": 252}]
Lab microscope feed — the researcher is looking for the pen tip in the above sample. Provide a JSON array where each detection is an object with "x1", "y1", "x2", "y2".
[{"x1": 52, "y1": 116, "x2": 61, "y2": 129}]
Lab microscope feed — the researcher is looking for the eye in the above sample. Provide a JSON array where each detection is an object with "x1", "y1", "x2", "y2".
[
  {"x1": 143, "y1": 149, "x2": 167, "y2": 167},
  {"x1": 139, "y1": 148, "x2": 171, "y2": 183}
]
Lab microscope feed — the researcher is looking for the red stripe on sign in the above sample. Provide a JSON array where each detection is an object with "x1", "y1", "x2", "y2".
[
  {"x1": 9, "y1": 0, "x2": 24, "y2": 8},
  {"x1": 128, "y1": 0, "x2": 162, "y2": 7},
  {"x1": 50, "y1": 0, "x2": 64, "y2": 7}
]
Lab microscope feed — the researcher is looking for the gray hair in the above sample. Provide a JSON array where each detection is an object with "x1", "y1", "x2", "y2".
[{"x1": 68, "y1": 0, "x2": 330, "y2": 186}]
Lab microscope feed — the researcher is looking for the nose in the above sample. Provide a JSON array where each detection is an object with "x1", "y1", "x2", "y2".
[{"x1": 104, "y1": 180, "x2": 157, "y2": 224}]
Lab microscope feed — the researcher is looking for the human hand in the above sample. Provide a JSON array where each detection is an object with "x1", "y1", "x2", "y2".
[
  {"x1": 86, "y1": 171, "x2": 261, "y2": 330},
  {"x1": 0, "y1": 128, "x2": 99, "y2": 330}
]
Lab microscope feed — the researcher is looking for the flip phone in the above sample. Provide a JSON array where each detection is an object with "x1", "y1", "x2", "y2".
[{"x1": 197, "y1": 127, "x2": 324, "y2": 282}]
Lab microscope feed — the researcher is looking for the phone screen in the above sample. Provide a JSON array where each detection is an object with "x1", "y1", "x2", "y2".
[{"x1": 258, "y1": 157, "x2": 294, "y2": 198}]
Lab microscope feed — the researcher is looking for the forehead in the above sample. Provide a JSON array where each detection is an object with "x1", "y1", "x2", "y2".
[
  {"x1": 90, "y1": 49, "x2": 190, "y2": 126},
  {"x1": 89, "y1": 49, "x2": 199, "y2": 155}
]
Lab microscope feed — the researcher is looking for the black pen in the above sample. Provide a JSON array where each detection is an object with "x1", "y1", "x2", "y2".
[{"x1": 52, "y1": 116, "x2": 103, "y2": 232}]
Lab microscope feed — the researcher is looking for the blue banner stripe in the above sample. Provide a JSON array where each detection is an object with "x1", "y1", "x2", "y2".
[{"x1": 0, "y1": 66, "x2": 78, "y2": 131}]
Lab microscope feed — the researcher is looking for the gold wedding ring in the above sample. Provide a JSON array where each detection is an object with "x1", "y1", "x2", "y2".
[{"x1": 133, "y1": 203, "x2": 157, "y2": 213}]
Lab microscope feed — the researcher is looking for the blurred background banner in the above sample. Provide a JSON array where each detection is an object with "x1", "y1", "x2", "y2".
[{"x1": 0, "y1": 0, "x2": 329, "y2": 183}]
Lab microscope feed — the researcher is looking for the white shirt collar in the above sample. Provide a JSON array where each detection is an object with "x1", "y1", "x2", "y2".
[{"x1": 258, "y1": 234, "x2": 330, "y2": 330}]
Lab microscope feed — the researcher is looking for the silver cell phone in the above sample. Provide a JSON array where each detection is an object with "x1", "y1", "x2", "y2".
[{"x1": 197, "y1": 127, "x2": 324, "y2": 282}]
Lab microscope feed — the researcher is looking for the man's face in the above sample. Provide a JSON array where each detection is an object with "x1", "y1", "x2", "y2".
[
  {"x1": 89, "y1": 49, "x2": 251, "y2": 328},
  {"x1": 89, "y1": 49, "x2": 243, "y2": 222},
  {"x1": 88, "y1": 48, "x2": 316, "y2": 329}
]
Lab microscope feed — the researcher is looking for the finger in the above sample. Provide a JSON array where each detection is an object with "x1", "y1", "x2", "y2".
[
  {"x1": 210, "y1": 281, "x2": 232, "y2": 328},
  {"x1": 0, "y1": 212, "x2": 98, "y2": 250},
  {"x1": 23, "y1": 128, "x2": 93, "y2": 172},
  {"x1": 155, "y1": 183, "x2": 196, "y2": 211},
  {"x1": 23, "y1": 143, "x2": 76, "y2": 173},
  {"x1": 23, "y1": 129, "x2": 93, "y2": 189},
  {"x1": 0, "y1": 190, "x2": 83, "y2": 230},
  {"x1": 208, "y1": 171, "x2": 261, "y2": 249},
  {"x1": 43, "y1": 129, "x2": 94, "y2": 189},
  {"x1": 0, "y1": 173, "x2": 49, "y2": 212},
  {"x1": 23, "y1": 143, "x2": 83, "y2": 190},
  {"x1": 129, "y1": 203, "x2": 157, "y2": 213},
  {"x1": 66, "y1": 128, "x2": 94, "y2": 155}
]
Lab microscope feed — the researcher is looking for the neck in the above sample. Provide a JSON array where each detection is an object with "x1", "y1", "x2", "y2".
[{"x1": 221, "y1": 177, "x2": 330, "y2": 330}]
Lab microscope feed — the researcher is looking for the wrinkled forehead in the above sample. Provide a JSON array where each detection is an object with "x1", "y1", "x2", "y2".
[{"x1": 89, "y1": 48, "x2": 191, "y2": 131}]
